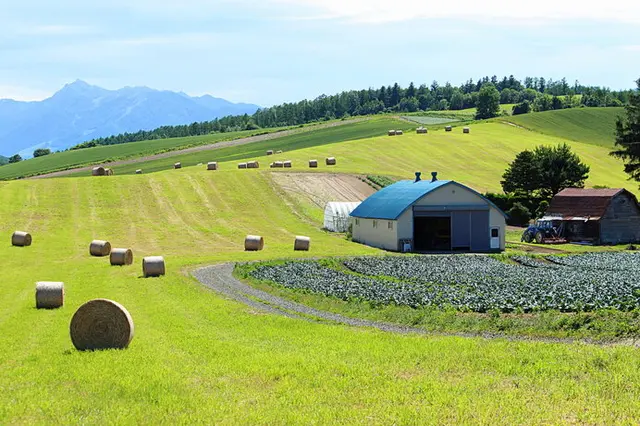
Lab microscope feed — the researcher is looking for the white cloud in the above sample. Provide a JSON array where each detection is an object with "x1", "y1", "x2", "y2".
[
  {"x1": 620, "y1": 45, "x2": 640, "y2": 51},
  {"x1": 268, "y1": 0, "x2": 640, "y2": 24},
  {"x1": 0, "y1": 85, "x2": 52, "y2": 101}
]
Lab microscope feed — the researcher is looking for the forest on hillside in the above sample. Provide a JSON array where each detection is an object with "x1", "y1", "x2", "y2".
[{"x1": 71, "y1": 75, "x2": 632, "y2": 150}]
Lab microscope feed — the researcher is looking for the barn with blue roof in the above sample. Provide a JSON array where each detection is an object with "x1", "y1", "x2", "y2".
[{"x1": 349, "y1": 172, "x2": 507, "y2": 252}]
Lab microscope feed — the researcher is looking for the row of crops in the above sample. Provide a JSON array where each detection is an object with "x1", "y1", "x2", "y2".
[{"x1": 248, "y1": 253, "x2": 640, "y2": 313}]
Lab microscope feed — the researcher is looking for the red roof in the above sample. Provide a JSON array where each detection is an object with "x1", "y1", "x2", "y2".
[{"x1": 547, "y1": 188, "x2": 625, "y2": 220}]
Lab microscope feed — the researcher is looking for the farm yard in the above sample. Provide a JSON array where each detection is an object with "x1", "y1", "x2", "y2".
[{"x1": 2, "y1": 108, "x2": 640, "y2": 423}]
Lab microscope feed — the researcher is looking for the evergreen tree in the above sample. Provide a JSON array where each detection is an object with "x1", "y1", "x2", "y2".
[{"x1": 611, "y1": 78, "x2": 640, "y2": 184}]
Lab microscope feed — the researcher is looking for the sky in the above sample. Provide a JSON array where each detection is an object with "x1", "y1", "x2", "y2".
[{"x1": 1, "y1": 0, "x2": 639, "y2": 106}]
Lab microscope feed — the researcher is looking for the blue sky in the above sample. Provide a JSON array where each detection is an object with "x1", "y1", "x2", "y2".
[{"x1": 1, "y1": 0, "x2": 639, "y2": 106}]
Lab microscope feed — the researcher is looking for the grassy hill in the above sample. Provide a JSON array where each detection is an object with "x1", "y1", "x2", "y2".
[
  {"x1": 504, "y1": 107, "x2": 623, "y2": 147},
  {"x1": 3, "y1": 163, "x2": 640, "y2": 422}
]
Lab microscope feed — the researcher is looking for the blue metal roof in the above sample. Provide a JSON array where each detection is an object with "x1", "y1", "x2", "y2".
[{"x1": 350, "y1": 179, "x2": 508, "y2": 220}]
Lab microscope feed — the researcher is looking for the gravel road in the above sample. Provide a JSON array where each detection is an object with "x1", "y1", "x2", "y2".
[{"x1": 192, "y1": 263, "x2": 640, "y2": 346}]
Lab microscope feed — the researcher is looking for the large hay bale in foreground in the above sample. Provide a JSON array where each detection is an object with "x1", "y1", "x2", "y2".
[
  {"x1": 70, "y1": 299, "x2": 134, "y2": 351},
  {"x1": 283, "y1": 160, "x2": 292, "y2": 168},
  {"x1": 445, "y1": 125, "x2": 452, "y2": 132},
  {"x1": 89, "y1": 240, "x2": 111, "y2": 257},
  {"x1": 174, "y1": 162, "x2": 182, "y2": 169},
  {"x1": 135, "y1": 169, "x2": 142, "y2": 174},
  {"x1": 143, "y1": 256, "x2": 165, "y2": 277},
  {"x1": 326, "y1": 157, "x2": 336, "y2": 166},
  {"x1": 207, "y1": 162, "x2": 218, "y2": 170},
  {"x1": 294, "y1": 236, "x2": 311, "y2": 251},
  {"x1": 12, "y1": 231, "x2": 32, "y2": 247},
  {"x1": 463, "y1": 127, "x2": 470, "y2": 134},
  {"x1": 110, "y1": 248, "x2": 133, "y2": 266},
  {"x1": 247, "y1": 161, "x2": 259, "y2": 169},
  {"x1": 388, "y1": 130, "x2": 396, "y2": 136},
  {"x1": 417, "y1": 127, "x2": 427, "y2": 134},
  {"x1": 35, "y1": 281, "x2": 64, "y2": 309},
  {"x1": 309, "y1": 160, "x2": 318, "y2": 168},
  {"x1": 267, "y1": 150, "x2": 274, "y2": 155},
  {"x1": 244, "y1": 235, "x2": 264, "y2": 251},
  {"x1": 92, "y1": 166, "x2": 106, "y2": 176},
  {"x1": 238, "y1": 163, "x2": 248, "y2": 169}
]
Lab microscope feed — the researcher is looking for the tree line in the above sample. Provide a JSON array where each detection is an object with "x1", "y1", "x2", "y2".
[{"x1": 71, "y1": 75, "x2": 633, "y2": 150}]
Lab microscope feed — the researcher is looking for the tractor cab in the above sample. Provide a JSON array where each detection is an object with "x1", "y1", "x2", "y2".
[{"x1": 521, "y1": 216, "x2": 566, "y2": 244}]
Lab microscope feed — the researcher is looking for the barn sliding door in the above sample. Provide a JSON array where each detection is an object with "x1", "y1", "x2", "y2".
[
  {"x1": 451, "y1": 211, "x2": 471, "y2": 250},
  {"x1": 470, "y1": 211, "x2": 490, "y2": 252}
]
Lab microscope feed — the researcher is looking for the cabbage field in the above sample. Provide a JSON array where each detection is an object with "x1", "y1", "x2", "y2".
[{"x1": 249, "y1": 253, "x2": 640, "y2": 313}]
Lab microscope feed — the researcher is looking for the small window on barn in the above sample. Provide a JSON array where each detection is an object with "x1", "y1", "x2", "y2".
[
  {"x1": 373, "y1": 220, "x2": 378, "y2": 228},
  {"x1": 388, "y1": 221, "x2": 394, "y2": 230},
  {"x1": 355, "y1": 218, "x2": 360, "y2": 226},
  {"x1": 491, "y1": 228, "x2": 499, "y2": 238}
]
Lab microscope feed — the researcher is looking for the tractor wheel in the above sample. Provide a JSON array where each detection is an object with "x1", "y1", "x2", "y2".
[
  {"x1": 535, "y1": 231, "x2": 544, "y2": 244},
  {"x1": 522, "y1": 233, "x2": 533, "y2": 243}
]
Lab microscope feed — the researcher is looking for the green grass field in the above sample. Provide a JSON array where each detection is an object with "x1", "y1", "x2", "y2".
[
  {"x1": 74, "y1": 117, "x2": 414, "y2": 176},
  {"x1": 2, "y1": 108, "x2": 640, "y2": 423},
  {"x1": 2, "y1": 169, "x2": 640, "y2": 423},
  {"x1": 504, "y1": 107, "x2": 623, "y2": 147}
]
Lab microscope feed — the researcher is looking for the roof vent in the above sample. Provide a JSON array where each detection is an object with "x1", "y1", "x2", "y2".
[
  {"x1": 414, "y1": 172, "x2": 421, "y2": 183},
  {"x1": 431, "y1": 172, "x2": 438, "y2": 182}
]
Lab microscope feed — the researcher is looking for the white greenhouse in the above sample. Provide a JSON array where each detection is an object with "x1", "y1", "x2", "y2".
[{"x1": 323, "y1": 202, "x2": 361, "y2": 232}]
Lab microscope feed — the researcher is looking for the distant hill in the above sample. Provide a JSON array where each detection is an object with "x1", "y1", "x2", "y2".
[
  {"x1": 0, "y1": 155, "x2": 7, "y2": 165},
  {"x1": 0, "y1": 80, "x2": 260, "y2": 157},
  {"x1": 504, "y1": 107, "x2": 623, "y2": 147}
]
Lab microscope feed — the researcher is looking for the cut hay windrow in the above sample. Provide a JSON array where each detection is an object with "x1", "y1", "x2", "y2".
[
  {"x1": 11, "y1": 231, "x2": 32, "y2": 247},
  {"x1": 244, "y1": 235, "x2": 264, "y2": 251},
  {"x1": 70, "y1": 299, "x2": 134, "y2": 351},
  {"x1": 110, "y1": 248, "x2": 133, "y2": 266},
  {"x1": 89, "y1": 240, "x2": 111, "y2": 257},
  {"x1": 143, "y1": 256, "x2": 165, "y2": 277},
  {"x1": 35, "y1": 281, "x2": 64, "y2": 309}
]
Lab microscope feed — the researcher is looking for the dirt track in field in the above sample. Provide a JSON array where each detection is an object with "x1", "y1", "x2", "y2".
[
  {"x1": 31, "y1": 118, "x2": 366, "y2": 179},
  {"x1": 192, "y1": 263, "x2": 640, "y2": 347},
  {"x1": 271, "y1": 172, "x2": 376, "y2": 209}
]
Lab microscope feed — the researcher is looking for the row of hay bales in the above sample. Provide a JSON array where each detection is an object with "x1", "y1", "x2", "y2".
[
  {"x1": 266, "y1": 150, "x2": 283, "y2": 155},
  {"x1": 92, "y1": 166, "x2": 114, "y2": 176},
  {"x1": 11, "y1": 232, "x2": 137, "y2": 351},
  {"x1": 89, "y1": 239, "x2": 164, "y2": 277},
  {"x1": 444, "y1": 125, "x2": 471, "y2": 133},
  {"x1": 388, "y1": 130, "x2": 404, "y2": 136},
  {"x1": 244, "y1": 235, "x2": 310, "y2": 251}
]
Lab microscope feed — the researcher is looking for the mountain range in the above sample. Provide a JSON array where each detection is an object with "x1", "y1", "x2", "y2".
[{"x1": 0, "y1": 80, "x2": 260, "y2": 157}]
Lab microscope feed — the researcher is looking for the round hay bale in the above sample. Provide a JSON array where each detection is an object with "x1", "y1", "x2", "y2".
[
  {"x1": 247, "y1": 161, "x2": 259, "y2": 169},
  {"x1": 417, "y1": 127, "x2": 427, "y2": 134},
  {"x1": 267, "y1": 150, "x2": 274, "y2": 155},
  {"x1": 326, "y1": 157, "x2": 336, "y2": 166},
  {"x1": 92, "y1": 166, "x2": 106, "y2": 176},
  {"x1": 463, "y1": 127, "x2": 470, "y2": 134},
  {"x1": 396, "y1": 130, "x2": 404, "y2": 136},
  {"x1": 294, "y1": 236, "x2": 311, "y2": 251},
  {"x1": 174, "y1": 162, "x2": 182, "y2": 169},
  {"x1": 207, "y1": 162, "x2": 218, "y2": 171},
  {"x1": 70, "y1": 299, "x2": 134, "y2": 351},
  {"x1": 274, "y1": 161, "x2": 284, "y2": 168},
  {"x1": 12, "y1": 231, "x2": 32, "y2": 247},
  {"x1": 105, "y1": 168, "x2": 114, "y2": 176},
  {"x1": 445, "y1": 125, "x2": 452, "y2": 132},
  {"x1": 283, "y1": 160, "x2": 292, "y2": 168},
  {"x1": 244, "y1": 235, "x2": 264, "y2": 251},
  {"x1": 270, "y1": 162, "x2": 275, "y2": 168},
  {"x1": 388, "y1": 130, "x2": 396, "y2": 136},
  {"x1": 238, "y1": 163, "x2": 247, "y2": 169},
  {"x1": 89, "y1": 240, "x2": 111, "y2": 257},
  {"x1": 35, "y1": 281, "x2": 64, "y2": 309},
  {"x1": 142, "y1": 256, "x2": 165, "y2": 277},
  {"x1": 276, "y1": 150, "x2": 283, "y2": 154},
  {"x1": 135, "y1": 169, "x2": 143, "y2": 174},
  {"x1": 309, "y1": 160, "x2": 318, "y2": 168},
  {"x1": 110, "y1": 248, "x2": 133, "y2": 266}
]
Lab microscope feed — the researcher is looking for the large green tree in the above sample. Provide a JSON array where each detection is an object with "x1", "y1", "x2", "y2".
[
  {"x1": 33, "y1": 148, "x2": 51, "y2": 157},
  {"x1": 475, "y1": 83, "x2": 501, "y2": 119},
  {"x1": 611, "y1": 78, "x2": 640, "y2": 183},
  {"x1": 8, "y1": 154, "x2": 22, "y2": 164},
  {"x1": 502, "y1": 144, "x2": 590, "y2": 198}
]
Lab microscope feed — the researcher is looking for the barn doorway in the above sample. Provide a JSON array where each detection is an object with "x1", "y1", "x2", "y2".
[{"x1": 414, "y1": 216, "x2": 451, "y2": 251}]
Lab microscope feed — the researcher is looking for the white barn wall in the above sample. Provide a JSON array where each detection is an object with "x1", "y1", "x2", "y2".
[{"x1": 352, "y1": 217, "x2": 398, "y2": 251}]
